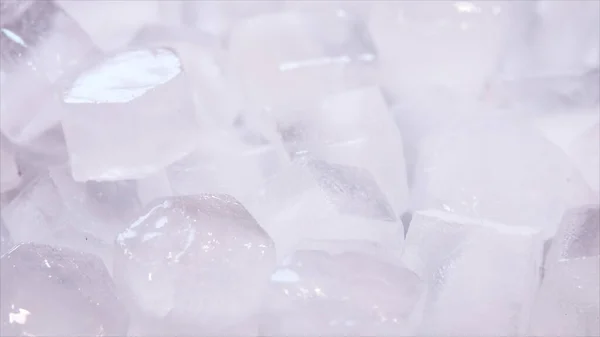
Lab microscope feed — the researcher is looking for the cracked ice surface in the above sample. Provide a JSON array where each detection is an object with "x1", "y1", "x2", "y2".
[{"x1": 0, "y1": 1, "x2": 598, "y2": 336}]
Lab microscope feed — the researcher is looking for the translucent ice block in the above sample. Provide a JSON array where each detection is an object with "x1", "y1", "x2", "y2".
[
  {"x1": 0, "y1": 243, "x2": 129, "y2": 336},
  {"x1": 113, "y1": 194, "x2": 275, "y2": 335},
  {"x1": 529, "y1": 206, "x2": 600, "y2": 336},
  {"x1": 403, "y1": 210, "x2": 543, "y2": 336},
  {"x1": 249, "y1": 158, "x2": 403, "y2": 261},
  {"x1": 61, "y1": 47, "x2": 200, "y2": 181},
  {"x1": 261, "y1": 248, "x2": 425, "y2": 336},
  {"x1": 229, "y1": 10, "x2": 376, "y2": 111}
]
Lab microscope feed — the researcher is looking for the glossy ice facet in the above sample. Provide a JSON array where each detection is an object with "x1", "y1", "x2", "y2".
[
  {"x1": 249, "y1": 159, "x2": 403, "y2": 260},
  {"x1": 0, "y1": 243, "x2": 129, "y2": 336},
  {"x1": 229, "y1": 10, "x2": 376, "y2": 111},
  {"x1": 412, "y1": 117, "x2": 594, "y2": 238},
  {"x1": 61, "y1": 47, "x2": 200, "y2": 181},
  {"x1": 261, "y1": 249, "x2": 424, "y2": 336},
  {"x1": 403, "y1": 210, "x2": 543, "y2": 336},
  {"x1": 113, "y1": 194, "x2": 275, "y2": 335}
]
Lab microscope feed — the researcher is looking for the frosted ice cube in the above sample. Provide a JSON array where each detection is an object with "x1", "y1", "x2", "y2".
[
  {"x1": 0, "y1": 243, "x2": 129, "y2": 336},
  {"x1": 412, "y1": 117, "x2": 594, "y2": 238},
  {"x1": 0, "y1": 1, "x2": 98, "y2": 148},
  {"x1": 113, "y1": 194, "x2": 275, "y2": 335},
  {"x1": 61, "y1": 47, "x2": 200, "y2": 181},
  {"x1": 1, "y1": 167, "x2": 140, "y2": 267},
  {"x1": 403, "y1": 210, "x2": 543, "y2": 336},
  {"x1": 529, "y1": 206, "x2": 600, "y2": 336},
  {"x1": 249, "y1": 158, "x2": 402, "y2": 261},
  {"x1": 0, "y1": 138, "x2": 20, "y2": 193},
  {"x1": 229, "y1": 10, "x2": 376, "y2": 111},
  {"x1": 261, "y1": 249, "x2": 424, "y2": 336},
  {"x1": 282, "y1": 87, "x2": 409, "y2": 216},
  {"x1": 368, "y1": 1, "x2": 526, "y2": 97}
]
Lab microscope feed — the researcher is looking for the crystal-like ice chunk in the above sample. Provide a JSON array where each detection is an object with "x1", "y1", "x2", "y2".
[
  {"x1": 229, "y1": 10, "x2": 376, "y2": 110},
  {"x1": 113, "y1": 194, "x2": 275, "y2": 335},
  {"x1": 61, "y1": 47, "x2": 200, "y2": 181},
  {"x1": 248, "y1": 158, "x2": 403, "y2": 261},
  {"x1": 403, "y1": 210, "x2": 543, "y2": 336},
  {"x1": 281, "y1": 87, "x2": 409, "y2": 216},
  {"x1": 261, "y1": 248, "x2": 424, "y2": 336},
  {"x1": 412, "y1": 117, "x2": 594, "y2": 238},
  {"x1": 529, "y1": 206, "x2": 600, "y2": 336},
  {"x1": 0, "y1": 243, "x2": 129, "y2": 336}
]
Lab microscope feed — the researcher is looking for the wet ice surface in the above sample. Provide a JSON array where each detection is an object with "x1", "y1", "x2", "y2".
[
  {"x1": 0, "y1": 1, "x2": 599, "y2": 336},
  {"x1": 113, "y1": 194, "x2": 275, "y2": 335},
  {"x1": 0, "y1": 243, "x2": 129, "y2": 336}
]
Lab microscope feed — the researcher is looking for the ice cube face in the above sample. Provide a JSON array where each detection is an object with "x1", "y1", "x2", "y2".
[
  {"x1": 0, "y1": 218, "x2": 13, "y2": 256},
  {"x1": 403, "y1": 210, "x2": 543, "y2": 336},
  {"x1": 262, "y1": 249, "x2": 424, "y2": 336},
  {"x1": 0, "y1": 243, "x2": 129, "y2": 336},
  {"x1": 568, "y1": 122, "x2": 600, "y2": 196},
  {"x1": 412, "y1": 118, "x2": 594, "y2": 237},
  {"x1": 368, "y1": 1, "x2": 524, "y2": 97},
  {"x1": 0, "y1": 1, "x2": 99, "y2": 148},
  {"x1": 529, "y1": 206, "x2": 600, "y2": 336},
  {"x1": 61, "y1": 47, "x2": 200, "y2": 182},
  {"x1": 0, "y1": 139, "x2": 21, "y2": 193},
  {"x1": 229, "y1": 10, "x2": 377, "y2": 111},
  {"x1": 113, "y1": 194, "x2": 275, "y2": 334},
  {"x1": 249, "y1": 158, "x2": 403, "y2": 261},
  {"x1": 1, "y1": 167, "x2": 141, "y2": 267},
  {"x1": 281, "y1": 87, "x2": 409, "y2": 216}
]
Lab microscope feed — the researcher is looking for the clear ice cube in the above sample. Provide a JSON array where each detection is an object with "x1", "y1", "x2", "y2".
[
  {"x1": 248, "y1": 158, "x2": 403, "y2": 261},
  {"x1": 1, "y1": 167, "x2": 141, "y2": 267},
  {"x1": 282, "y1": 86, "x2": 409, "y2": 216},
  {"x1": 0, "y1": 0, "x2": 98, "y2": 150},
  {"x1": 113, "y1": 194, "x2": 275, "y2": 335},
  {"x1": 403, "y1": 210, "x2": 543, "y2": 336},
  {"x1": 0, "y1": 243, "x2": 129, "y2": 336},
  {"x1": 529, "y1": 206, "x2": 600, "y2": 336},
  {"x1": 261, "y1": 248, "x2": 424, "y2": 336},
  {"x1": 412, "y1": 117, "x2": 594, "y2": 238},
  {"x1": 229, "y1": 10, "x2": 376, "y2": 111},
  {"x1": 61, "y1": 47, "x2": 200, "y2": 181},
  {"x1": 368, "y1": 1, "x2": 526, "y2": 98}
]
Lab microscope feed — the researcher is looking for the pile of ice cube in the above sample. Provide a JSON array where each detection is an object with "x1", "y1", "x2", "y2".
[{"x1": 0, "y1": 1, "x2": 598, "y2": 336}]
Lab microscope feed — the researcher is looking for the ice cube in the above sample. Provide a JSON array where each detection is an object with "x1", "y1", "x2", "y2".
[
  {"x1": 412, "y1": 117, "x2": 594, "y2": 238},
  {"x1": 403, "y1": 210, "x2": 543, "y2": 336},
  {"x1": 261, "y1": 249, "x2": 424, "y2": 336},
  {"x1": 0, "y1": 138, "x2": 21, "y2": 193},
  {"x1": 57, "y1": 0, "x2": 164, "y2": 52},
  {"x1": 0, "y1": 1, "x2": 99, "y2": 150},
  {"x1": 1, "y1": 167, "x2": 140, "y2": 268},
  {"x1": 229, "y1": 10, "x2": 376, "y2": 111},
  {"x1": 368, "y1": 1, "x2": 526, "y2": 98},
  {"x1": 0, "y1": 243, "x2": 129, "y2": 336},
  {"x1": 248, "y1": 158, "x2": 403, "y2": 261},
  {"x1": 113, "y1": 194, "x2": 275, "y2": 335},
  {"x1": 183, "y1": 1, "x2": 283, "y2": 39},
  {"x1": 167, "y1": 128, "x2": 287, "y2": 203},
  {"x1": 529, "y1": 206, "x2": 600, "y2": 336},
  {"x1": 0, "y1": 218, "x2": 13, "y2": 256},
  {"x1": 282, "y1": 87, "x2": 409, "y2": 216},
  {"x1": 528, "y1": 1, "x2": 600, "y2": 77},
  {"x1": 61, "y1": 47, "x2": 200, "y2": 181},
  {"x1": 568, "y1": 122, "x2": 600, "y2": 196}
]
